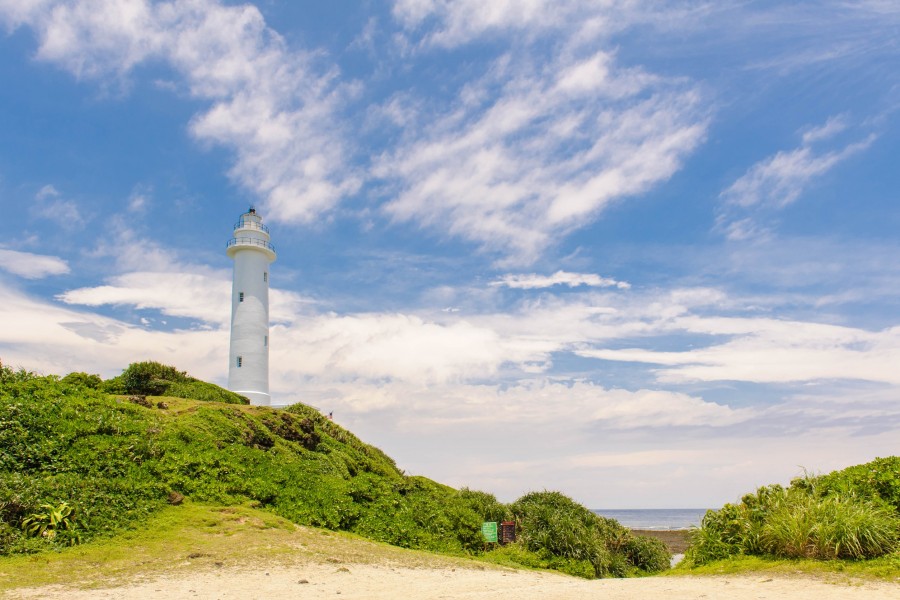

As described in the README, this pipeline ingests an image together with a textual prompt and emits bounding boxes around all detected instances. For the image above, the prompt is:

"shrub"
[509,491,658,578]
[817,457,900,512]
[60,372,103,390]
[686,467,900,565]
[111,362,248,404]
[120,361,189,396]
[0,360,37,385]
[623,535,670,573]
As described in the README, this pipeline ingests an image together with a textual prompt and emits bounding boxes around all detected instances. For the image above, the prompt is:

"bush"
[509,491,664,578]
[111,362,248,404]
[60,372,103,389]
[686,466,900,565]
[120,361,189,396]
[0,360,37,385]
[817,457,900,512]
[623,535,670,573]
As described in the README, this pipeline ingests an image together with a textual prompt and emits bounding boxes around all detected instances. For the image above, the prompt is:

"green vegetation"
[0,502,490,592]
[103,361,249,404]
[0,359,668,579]
[684,458,900,569]
[510,491,668,577]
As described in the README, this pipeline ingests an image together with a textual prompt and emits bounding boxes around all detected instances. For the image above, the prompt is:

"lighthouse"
[226,208,276,406]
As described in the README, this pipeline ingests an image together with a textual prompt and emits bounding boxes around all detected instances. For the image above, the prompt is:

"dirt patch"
[631,529,691,553]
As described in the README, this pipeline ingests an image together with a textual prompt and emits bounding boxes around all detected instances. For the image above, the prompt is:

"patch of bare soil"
[632,529,692,553]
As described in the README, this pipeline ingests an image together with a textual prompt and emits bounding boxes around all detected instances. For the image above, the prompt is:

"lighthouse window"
[236,356,243,368]
[263,272,267,282]
[239,292,244,302]
[264,335,268,347]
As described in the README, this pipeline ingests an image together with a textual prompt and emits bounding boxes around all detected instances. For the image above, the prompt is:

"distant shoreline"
[593,508,708,532]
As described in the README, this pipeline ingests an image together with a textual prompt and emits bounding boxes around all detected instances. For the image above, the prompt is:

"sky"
[1,0,898,509]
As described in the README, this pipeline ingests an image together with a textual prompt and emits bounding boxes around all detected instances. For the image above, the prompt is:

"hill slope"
[0,361,667,579]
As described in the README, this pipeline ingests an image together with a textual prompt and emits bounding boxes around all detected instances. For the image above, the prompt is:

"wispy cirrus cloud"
[31,184,84,229]
[492,271,629,290]
[1,0,357,224]
[376,47,708,263]
[391,0,712,49]
[717,117,877,240]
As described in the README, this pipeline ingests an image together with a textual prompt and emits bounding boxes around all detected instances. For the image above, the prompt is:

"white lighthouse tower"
[227,208,276,406]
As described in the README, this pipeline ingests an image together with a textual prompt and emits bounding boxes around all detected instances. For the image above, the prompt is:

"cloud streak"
[0,248,70,279]
[717,116,877,240]
[492,271,630,290]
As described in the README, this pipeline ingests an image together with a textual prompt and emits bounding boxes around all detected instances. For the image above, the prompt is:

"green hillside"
[0,360,668,579]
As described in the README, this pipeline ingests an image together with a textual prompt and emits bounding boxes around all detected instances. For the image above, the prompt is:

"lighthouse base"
[233,390,271,406]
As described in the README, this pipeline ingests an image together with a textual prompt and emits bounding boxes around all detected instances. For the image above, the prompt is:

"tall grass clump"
[761,492,898,559]
[686,462,900,566]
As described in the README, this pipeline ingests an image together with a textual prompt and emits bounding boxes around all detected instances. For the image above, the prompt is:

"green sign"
[481,521,498,543]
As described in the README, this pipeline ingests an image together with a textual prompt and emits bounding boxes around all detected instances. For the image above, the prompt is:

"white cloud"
[31,184,84,229]
[0,248,70,279]
[377,47,707,262]
[391,0,705,49]
[286,378,749,429]
[393,0,577,47]
[721,137,874,211]
[273,312,542,385]
[58,271,231,325]
[579,317,900,386]
[801,115,848,145]
[717,116,877,240]
[2,0,357,224]
[493,270,629,289]
[0,284,228,382]
[127,185,151,212]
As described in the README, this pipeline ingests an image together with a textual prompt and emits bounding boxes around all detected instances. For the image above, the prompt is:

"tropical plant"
[21,502,80,545]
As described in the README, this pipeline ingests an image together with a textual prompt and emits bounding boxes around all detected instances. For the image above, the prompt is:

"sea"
[592,508,710,530]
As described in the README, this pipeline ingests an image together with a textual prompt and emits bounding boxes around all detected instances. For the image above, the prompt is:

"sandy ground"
[6,562,899,600]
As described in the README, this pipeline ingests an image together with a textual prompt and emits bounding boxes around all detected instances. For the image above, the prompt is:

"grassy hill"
[0,360,668,579]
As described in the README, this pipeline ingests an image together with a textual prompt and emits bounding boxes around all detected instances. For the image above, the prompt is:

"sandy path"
[7,563,899,600]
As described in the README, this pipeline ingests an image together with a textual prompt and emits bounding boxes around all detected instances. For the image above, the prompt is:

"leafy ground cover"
[0,360,668,579]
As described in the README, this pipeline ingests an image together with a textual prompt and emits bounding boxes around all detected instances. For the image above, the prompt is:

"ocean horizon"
[592,508,710,530]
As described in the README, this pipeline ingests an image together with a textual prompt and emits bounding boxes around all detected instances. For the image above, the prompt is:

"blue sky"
[1,1,898,508]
